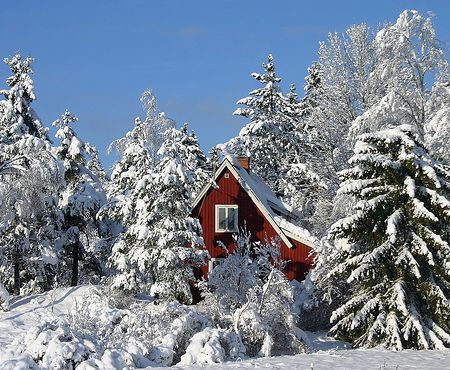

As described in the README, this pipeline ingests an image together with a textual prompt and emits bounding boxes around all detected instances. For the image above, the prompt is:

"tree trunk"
[71,239,79,286]
[13,248,20,295]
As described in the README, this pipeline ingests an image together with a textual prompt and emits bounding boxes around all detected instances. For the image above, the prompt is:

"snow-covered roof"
[192,155,316,248]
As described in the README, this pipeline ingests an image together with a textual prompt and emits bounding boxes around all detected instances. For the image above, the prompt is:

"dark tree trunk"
[71,239,79,286]
[13,248,20,295]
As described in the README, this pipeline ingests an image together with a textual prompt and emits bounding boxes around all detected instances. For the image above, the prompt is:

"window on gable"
[215,205,238,232]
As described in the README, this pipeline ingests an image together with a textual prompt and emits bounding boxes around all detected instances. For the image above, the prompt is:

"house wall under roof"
[192,166,314,282]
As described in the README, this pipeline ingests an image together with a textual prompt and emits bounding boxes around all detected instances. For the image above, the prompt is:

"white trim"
[282,228,311,246]
[191,159,230,209]
[215,204,238,233]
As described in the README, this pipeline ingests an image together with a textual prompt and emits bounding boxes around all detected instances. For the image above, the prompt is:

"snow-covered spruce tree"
[143,124,207,303]
[228,54,298,197]
[102,116,154,294]
[325,124,450,350]
[0,54,64,294]
[298,62,324,118]
[227,54,325,235]
[105,115,207,302]
[53,110,106,286]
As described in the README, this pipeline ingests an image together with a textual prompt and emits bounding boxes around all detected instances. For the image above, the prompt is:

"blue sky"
[1,1,450,170]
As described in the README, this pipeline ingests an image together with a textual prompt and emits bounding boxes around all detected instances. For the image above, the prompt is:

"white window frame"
[215,204,238,233]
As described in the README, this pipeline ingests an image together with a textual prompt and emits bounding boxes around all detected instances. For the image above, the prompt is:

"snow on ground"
[170,346,450,370]
[0,286,449,370]
[0,285,91,349]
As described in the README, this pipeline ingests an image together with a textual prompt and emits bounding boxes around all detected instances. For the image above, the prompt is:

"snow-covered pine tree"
[228,54,297,197]
[105,104,207,302]
[109,89,175,166]
[299,62,323,118]
[0,54,63,294]
[325,124,450,350]
[53,110,106,286]
[227,55,330,235]
[102,116,154,294]
[280,66,331,235]
[310,11,450,324]
[85,142,108,183]
[281,67,330,233]
[144,124,207,303]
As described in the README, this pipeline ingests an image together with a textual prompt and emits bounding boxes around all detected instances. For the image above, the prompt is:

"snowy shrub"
[3,287,211,368]
[67,287,209,366]
[200,232,305,358]
[206,231,261,312]
[232,269,304,357]
[179,326,246,365]
[8,319,99,369]
[180,327,226,365]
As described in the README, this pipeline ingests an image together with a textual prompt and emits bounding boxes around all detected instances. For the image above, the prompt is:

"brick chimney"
[237,156,250,172]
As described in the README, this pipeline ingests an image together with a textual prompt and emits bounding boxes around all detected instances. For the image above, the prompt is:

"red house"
[191,156,316,282]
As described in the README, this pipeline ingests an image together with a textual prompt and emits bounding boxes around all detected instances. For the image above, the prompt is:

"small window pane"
[218,207,227,230]
[228,208,237,231]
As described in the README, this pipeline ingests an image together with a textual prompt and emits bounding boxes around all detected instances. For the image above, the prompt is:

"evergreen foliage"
[0,54,63,294]
[53,110,107,286]
[105,99,208,303]
[227,54,325,233]
[325,125,450,349]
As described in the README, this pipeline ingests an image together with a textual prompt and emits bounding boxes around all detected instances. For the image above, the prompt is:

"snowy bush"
[200,232,305,359]
[179,326,247,365]
[2,287,211,368]
[7,319,99,369]
[67,287,209,366]
[232,269,304,357]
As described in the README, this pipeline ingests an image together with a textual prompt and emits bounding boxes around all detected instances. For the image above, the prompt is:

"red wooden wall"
[192,167,314,282]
